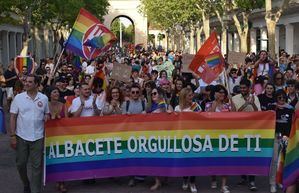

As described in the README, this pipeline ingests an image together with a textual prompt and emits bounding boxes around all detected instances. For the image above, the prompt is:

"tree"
[40,0,109,55]
[228,0,264,53]
[140,0,202,51]
[111,19,134,45]
[124,24,134,43]
[265,0,292,59]
[1,0,109,55]
[157,33,165,46]
[148,34,155,47]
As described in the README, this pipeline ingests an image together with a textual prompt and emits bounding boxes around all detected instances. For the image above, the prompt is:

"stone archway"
[103,0,148,47]
[111,15,135,46]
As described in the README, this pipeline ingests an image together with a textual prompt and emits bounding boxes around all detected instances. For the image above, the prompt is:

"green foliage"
[0,0,109,31]
[157,33,165,41]
[111,18,134,44]
[233,0,265,11]
[140,0,201,30]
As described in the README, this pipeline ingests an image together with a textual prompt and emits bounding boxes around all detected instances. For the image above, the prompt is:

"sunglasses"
[276,77,282,80]
[151,92,158,96]
[277,96,286,100]
[131,91,140,94]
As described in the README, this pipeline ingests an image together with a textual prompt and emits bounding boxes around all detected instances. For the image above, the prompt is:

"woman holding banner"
[102,86,124,115]
[175,87,201,193]
[46,86,68,193]
[146,87,170,191]
[170,78,184,109]
[205,84,235,193]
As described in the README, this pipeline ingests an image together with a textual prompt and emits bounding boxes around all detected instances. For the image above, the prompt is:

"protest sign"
[45,111,275,183]
[110,63,132,82]
[228,51,247,66]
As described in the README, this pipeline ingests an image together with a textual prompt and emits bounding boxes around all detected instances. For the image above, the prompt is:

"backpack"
[126,100,145,113]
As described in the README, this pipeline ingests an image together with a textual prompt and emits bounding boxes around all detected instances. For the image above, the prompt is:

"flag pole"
[52,48,65,75]
[224,67,230,95]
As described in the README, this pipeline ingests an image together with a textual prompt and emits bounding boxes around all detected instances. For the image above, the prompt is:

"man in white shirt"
[232,78,260,191]
[85,61,95,75]
[10,75,49,193]
[69,83,102,117]
[45,57,54,73]
[81,58,88,72]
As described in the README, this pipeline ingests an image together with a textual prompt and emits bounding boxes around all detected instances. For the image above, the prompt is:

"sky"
[119,17,133,27]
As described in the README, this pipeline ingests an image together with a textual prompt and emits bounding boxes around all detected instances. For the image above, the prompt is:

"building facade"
[0,24,57,68]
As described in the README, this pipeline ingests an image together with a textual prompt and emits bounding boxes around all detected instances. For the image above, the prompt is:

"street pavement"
[0,105,283,193]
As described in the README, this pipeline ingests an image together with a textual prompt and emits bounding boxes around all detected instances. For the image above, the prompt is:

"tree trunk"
[197,26,203,49]
[53,30,59,57]
[221,29,227,55]
[202,11,210,40]
[240,33,248,53]
[232,12,249,53]
[190,27,195,54]
[266,19,277,59]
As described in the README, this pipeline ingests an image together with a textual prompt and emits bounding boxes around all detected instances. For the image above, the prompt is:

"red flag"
[189,31,224,84]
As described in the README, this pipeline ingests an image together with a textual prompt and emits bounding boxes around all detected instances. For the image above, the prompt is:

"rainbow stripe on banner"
[15,56,33,73]
[45,112,275,183]
[206,53,221,68]
[283,111,299,188]
[65,8,116,60]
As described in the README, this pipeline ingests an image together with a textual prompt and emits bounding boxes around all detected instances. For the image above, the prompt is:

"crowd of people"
[1,47,299,193]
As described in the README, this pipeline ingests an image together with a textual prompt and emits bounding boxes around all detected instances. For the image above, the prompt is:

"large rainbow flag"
[65,8,116,60]
[283,110,299,188]
[15,56,33,73]
[44,112,275,183]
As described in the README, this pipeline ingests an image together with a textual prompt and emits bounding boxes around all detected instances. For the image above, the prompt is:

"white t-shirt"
[257,63,269,76]
[10,92,49,141]
[85,65,95,75]
[81,61,88,71]
[45,63,54,73]
[68,95,103,117]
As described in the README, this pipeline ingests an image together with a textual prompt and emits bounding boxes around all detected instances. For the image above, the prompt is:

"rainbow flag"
[15,56,33,73]
[190,102,201,112]
[157,99,166,109]
[72,56,82,70]
[44,111,275,183]
[65,8,116,60]
[206,53,221,68]
[276,145,285,185]
[95,69,107,90]
[283,111,299,188]
[83,33,115,49]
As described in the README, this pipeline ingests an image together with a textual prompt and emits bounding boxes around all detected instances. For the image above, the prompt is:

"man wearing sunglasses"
[121,83,146,186]
[122,83,146,115]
